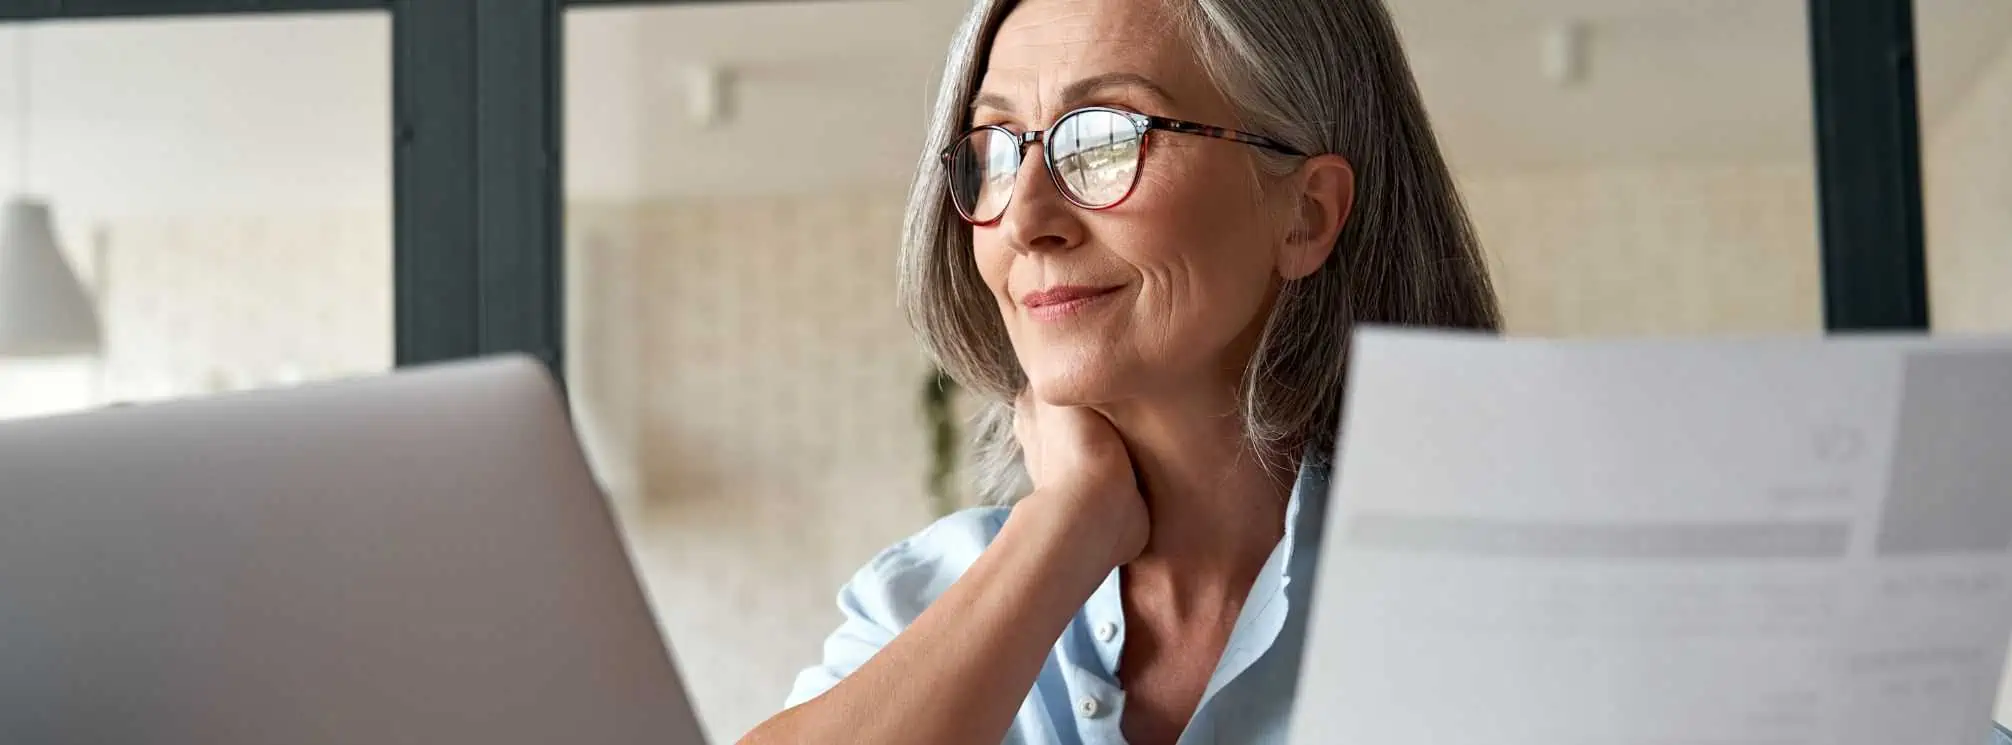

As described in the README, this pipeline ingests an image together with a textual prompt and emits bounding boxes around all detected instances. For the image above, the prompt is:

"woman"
[742,0,1496,742]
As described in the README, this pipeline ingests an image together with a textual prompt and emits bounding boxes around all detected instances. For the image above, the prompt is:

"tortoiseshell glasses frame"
[939,106,1306,225]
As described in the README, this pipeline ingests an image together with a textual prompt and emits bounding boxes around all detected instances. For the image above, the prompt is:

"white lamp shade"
[0,197,101,357]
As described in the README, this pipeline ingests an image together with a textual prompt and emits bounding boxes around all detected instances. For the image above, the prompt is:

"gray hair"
[898,0,1500,504]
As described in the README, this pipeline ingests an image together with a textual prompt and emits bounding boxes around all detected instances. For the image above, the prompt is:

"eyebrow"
[969,72,1180,117]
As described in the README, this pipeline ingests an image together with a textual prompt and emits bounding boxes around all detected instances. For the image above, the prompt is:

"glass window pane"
[565,5,960,739]
[1393,2,1822,336]
[0,14,390,421]
[1919,0,2012,334]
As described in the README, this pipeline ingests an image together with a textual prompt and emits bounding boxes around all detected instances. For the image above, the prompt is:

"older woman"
[741,0,1495,742]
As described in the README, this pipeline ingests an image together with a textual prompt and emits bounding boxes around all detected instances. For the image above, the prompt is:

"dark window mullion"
[473,0,564,376]
[393,0,564,379]
[392,0,480,367]
[1808,0,1931,331]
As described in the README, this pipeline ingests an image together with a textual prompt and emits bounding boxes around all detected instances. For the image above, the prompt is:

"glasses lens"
[1049,110,1142,208]
[948,128,1019,223]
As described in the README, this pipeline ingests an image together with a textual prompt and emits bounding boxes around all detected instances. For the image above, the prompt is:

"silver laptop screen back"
[0,356,704,745]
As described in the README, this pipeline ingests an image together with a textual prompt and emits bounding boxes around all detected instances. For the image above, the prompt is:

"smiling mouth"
[1020,285,1122,320]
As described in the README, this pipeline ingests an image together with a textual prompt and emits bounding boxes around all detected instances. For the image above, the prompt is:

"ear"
[1276,154,1354,281]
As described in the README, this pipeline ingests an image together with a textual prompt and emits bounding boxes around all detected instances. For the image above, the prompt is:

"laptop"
[0,356,708,745]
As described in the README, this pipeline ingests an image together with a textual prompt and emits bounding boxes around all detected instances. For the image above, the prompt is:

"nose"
[996,142,1085,255]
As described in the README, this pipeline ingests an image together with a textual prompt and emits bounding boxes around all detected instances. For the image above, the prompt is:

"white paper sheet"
[1290,329,2012,745]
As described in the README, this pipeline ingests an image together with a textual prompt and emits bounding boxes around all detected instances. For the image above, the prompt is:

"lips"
[1021,285,1121,309]
[1019,284,1122,321]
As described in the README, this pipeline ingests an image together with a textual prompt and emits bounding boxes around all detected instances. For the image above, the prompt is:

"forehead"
[975,0,1216,116]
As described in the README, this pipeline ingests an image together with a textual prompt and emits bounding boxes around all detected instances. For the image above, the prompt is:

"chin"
[1023,358,1132,407]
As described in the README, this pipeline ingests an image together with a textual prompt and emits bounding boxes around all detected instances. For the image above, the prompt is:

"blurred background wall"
[0,2,2006,741]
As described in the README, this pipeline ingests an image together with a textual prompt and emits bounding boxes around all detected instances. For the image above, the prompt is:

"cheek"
[1112,153,1278,331]
[971,233,1014,306]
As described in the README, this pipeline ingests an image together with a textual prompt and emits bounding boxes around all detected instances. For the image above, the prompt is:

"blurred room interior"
[0,1,2006,741]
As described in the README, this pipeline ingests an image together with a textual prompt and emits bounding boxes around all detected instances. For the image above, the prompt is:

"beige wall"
[1463,162,1824,336]
[0,208,391,418]
[566,194,940,739]
[1927,36,2012,333]
[93,209,392,398]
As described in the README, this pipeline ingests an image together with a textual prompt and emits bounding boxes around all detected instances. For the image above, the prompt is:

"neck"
[1093,384,1296,592]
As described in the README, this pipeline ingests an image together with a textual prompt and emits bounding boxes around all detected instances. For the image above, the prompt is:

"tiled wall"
[566,194,941,740]
[94,209,393,399]
[0,208,390,419]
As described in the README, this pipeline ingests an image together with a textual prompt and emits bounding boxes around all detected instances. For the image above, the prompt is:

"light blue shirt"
[785,459,1330,744]
[785,458,2012,745]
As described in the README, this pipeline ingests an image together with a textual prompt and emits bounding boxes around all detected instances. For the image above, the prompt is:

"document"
[1291,329,2012,745]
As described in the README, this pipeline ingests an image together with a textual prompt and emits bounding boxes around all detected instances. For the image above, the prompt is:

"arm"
[739,498,1116,745]
[741,399,1148,745]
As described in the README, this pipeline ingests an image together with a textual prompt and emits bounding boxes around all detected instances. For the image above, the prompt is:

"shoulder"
[876,505,1010,568]
[837,506,1012,626]
[784,506,1015,707]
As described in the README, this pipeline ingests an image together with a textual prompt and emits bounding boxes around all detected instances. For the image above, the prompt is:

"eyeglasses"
[940,106,1305,225]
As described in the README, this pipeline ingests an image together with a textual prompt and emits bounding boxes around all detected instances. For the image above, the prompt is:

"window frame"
[1,0,1937,393]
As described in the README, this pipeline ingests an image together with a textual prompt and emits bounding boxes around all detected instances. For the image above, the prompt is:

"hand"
[1011,393,1149,568]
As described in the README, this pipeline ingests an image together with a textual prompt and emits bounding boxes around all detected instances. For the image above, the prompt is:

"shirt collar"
[1072,451,1334,684]
[1280,450,1333,588]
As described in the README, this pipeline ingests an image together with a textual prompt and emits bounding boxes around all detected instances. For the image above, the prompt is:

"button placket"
[1082,566,1126,675]
[1063,660,1125,738]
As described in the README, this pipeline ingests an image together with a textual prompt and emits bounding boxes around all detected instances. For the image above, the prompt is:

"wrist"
[1002,489,1132,579]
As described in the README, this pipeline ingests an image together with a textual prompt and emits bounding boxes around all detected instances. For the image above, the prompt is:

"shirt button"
[1095,622,1119,643]
[1076,695,1105,719]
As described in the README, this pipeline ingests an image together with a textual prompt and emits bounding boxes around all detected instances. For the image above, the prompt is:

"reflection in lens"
[1050,110,1141,207]
[950,128,1019,223]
